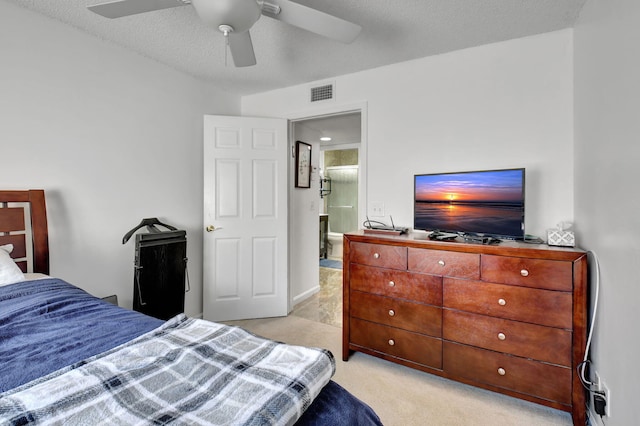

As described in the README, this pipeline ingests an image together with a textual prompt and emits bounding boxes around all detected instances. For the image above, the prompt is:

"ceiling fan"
[87,0,362,67]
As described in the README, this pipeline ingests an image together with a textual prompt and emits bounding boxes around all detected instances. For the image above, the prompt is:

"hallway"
[292,266,342,328]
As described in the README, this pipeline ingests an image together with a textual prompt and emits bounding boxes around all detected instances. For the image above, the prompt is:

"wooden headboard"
[0,190,49,274]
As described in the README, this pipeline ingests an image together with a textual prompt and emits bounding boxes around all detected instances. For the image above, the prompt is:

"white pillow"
[0,244,26,286]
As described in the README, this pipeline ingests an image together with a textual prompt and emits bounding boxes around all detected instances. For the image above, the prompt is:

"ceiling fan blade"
[228,31,257,67]
[88,0,190,19]
[261,0,361,43]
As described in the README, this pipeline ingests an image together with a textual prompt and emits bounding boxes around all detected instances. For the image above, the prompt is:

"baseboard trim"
[292,286,320,305]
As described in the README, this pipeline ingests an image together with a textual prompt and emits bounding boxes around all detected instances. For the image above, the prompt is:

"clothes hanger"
[122,218,178,244]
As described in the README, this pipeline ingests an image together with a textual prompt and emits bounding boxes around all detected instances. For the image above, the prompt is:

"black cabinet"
[133,230,187,320]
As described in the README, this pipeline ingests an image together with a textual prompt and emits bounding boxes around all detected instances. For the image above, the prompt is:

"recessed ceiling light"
[320,137,332,141]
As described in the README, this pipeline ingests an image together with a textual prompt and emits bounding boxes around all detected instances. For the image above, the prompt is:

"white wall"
[243,30,575,303]
[289,123,322,305]
[0,1,240,316]
[574,1,640,424]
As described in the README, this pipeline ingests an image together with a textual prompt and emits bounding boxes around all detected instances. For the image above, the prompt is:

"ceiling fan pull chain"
[218,24,233,67]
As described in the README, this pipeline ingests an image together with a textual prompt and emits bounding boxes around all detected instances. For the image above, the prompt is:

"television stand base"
[428,231,458,241]
[462,234,501,245]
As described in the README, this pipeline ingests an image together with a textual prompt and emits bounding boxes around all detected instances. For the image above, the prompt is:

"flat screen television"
[414,168,525,239]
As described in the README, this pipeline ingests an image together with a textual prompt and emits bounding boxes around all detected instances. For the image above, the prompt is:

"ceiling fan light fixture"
[192,0,261,33]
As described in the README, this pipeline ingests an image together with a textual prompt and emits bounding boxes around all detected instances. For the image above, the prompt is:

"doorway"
[290,110,363,326]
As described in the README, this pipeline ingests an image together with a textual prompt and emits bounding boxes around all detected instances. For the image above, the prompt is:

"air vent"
[310,84,334,102]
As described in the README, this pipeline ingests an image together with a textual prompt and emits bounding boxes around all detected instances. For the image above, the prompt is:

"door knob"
[206,225,216,232]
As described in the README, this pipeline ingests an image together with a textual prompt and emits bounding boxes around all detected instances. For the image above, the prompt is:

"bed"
[0,190,382,425]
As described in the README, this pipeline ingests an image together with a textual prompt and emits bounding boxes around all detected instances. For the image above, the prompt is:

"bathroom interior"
[320,148,359,261]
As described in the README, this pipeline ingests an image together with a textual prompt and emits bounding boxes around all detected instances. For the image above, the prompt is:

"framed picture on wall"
[295,141,312,188]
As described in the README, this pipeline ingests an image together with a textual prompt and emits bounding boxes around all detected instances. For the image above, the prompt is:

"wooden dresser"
[342,231,587,426]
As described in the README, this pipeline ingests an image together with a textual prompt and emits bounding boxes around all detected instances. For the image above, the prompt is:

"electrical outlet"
[592,371,611,419]
[594,371,602,391]
[371,202,385,217]
[590,370,610,424]
[602,381,611,417]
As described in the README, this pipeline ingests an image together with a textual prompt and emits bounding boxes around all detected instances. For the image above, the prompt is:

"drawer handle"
[438,260,445,266]
[497,332,506,341]
[388,281,395,287]
[388,339,395,346]
[497,368,506,376]
[373,253,380,259]
[498,298,507,306]
[520,269,529,277]
[388,309,395,317]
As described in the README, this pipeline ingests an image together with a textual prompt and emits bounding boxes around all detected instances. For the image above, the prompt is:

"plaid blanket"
[0,315,335,426]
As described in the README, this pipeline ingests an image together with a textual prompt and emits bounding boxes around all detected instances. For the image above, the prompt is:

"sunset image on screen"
[415,170,523,204]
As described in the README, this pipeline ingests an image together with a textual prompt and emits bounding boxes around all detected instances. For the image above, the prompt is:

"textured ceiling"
[6,0,586,96]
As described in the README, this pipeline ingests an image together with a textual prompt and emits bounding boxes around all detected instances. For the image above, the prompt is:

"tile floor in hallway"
[291,266,343,328]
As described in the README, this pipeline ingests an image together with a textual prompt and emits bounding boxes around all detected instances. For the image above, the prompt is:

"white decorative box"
[547,229,575,247]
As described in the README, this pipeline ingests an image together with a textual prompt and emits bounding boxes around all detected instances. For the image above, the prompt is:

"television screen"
[414,168,525,239]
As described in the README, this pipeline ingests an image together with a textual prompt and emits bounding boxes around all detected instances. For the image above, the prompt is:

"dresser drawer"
[408,248,480,279]
[351,291,442,337]
[444,342,571,405]
[443,278,572,329]
[443,310,571,366]
[350,263,442,305]
[350,318,442,369]
[350,242,407,270]
[481,255,573,291]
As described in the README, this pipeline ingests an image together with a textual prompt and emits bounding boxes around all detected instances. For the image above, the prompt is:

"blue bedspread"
[0,278,382,425]
[0,278,162,393]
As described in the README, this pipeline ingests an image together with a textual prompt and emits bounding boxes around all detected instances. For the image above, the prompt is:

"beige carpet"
[226,315,573,426]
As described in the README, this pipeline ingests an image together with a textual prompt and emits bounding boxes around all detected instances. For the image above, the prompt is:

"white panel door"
[203,115,288,321]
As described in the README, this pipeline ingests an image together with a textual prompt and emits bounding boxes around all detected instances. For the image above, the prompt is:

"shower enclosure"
[324,165,358,257]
